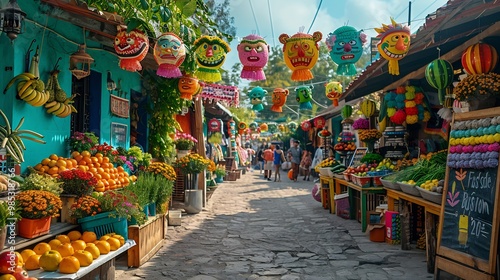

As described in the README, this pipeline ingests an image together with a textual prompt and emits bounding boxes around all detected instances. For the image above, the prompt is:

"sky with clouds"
[221,0,449,71]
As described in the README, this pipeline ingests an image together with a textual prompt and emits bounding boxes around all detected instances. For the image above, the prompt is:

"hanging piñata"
[325,26,367,76]
[114,26,149,72]
[193,35,231,82]
[295,85,313,110]
[279,30,322,81]
[237,34,269,81]
[154,32,186,78]
[375,18,411,75]
[425,59,454,105]
[325,81,343,106]
[461,43,498,75]
[178,74,201,100]
[248,87,268,112]
[271,88,289,113]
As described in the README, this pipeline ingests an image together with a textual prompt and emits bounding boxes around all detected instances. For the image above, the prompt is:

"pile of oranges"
[17,231,125,274]
[33,151,136,192]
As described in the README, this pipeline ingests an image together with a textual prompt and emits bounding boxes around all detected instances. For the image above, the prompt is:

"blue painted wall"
[0,0,142,172]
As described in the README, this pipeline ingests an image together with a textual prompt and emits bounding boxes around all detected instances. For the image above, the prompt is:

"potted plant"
[173,132,198,157]
[15,190,62,238]
[214,166,226,183]
[0,201,20,249]
[21,171,63,195]
[59,169,98,197]
[69,195,102,219]
[128,172,156,216]
[147,162,177,182]
[67,131,99,153]
[453,72,500,110]
[172,153,210,214]
[153,175,174,214]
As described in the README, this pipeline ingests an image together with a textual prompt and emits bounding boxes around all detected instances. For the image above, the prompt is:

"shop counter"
[30,240,136,280]
[319,176,347,214]
[336,178,385,232]
[386,188,442,273]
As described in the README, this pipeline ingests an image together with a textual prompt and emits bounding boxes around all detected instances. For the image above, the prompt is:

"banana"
[70,104,78,113]
[19,87,35,100]
[30,92,46,107]
[18,79,35,97]
[46,102,62,114]
[24,90,39,103]
[3,73,33,94]
[57,104,72,118]
[44,101,58,108]
[51,102,66,116]
[17,80,26,93]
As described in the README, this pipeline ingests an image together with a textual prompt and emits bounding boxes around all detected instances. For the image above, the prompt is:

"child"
[300,150,313,181]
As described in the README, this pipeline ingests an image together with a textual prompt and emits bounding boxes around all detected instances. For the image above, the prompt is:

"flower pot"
[215,176,224,184]
[184,189,203,214]
[467,94,497,111]
[184,173,199,190]
[143,205,149,216]
[60,195,78,224]
[148,203,157,216]
[17,216,51,239]
[177,150,190,158]
[128,217,138,226]
[78,211,127,239]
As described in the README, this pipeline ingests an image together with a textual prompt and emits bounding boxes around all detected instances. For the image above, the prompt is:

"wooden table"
[386,188,442,273]
[336,178,386,232]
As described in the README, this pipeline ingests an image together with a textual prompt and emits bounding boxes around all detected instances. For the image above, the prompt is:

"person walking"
[273,145,286,182]
[300,150,313,181]
[256,145,264,174]
[262,145,274,181]
[287,140,302,182]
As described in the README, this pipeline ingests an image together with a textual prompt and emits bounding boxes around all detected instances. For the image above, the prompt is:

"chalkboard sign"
[349,147,367,167]
[111,122,128,148]
[440,167,497,260]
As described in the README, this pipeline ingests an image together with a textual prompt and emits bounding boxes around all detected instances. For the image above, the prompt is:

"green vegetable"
[361,153,383,164]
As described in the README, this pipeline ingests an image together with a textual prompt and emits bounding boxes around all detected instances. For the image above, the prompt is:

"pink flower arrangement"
[174,132,198,150]
[352,118,369,130]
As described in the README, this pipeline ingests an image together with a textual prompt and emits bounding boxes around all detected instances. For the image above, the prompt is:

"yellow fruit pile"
[315,158,339,170]
[33,151,136,192]
[19,231,125,274]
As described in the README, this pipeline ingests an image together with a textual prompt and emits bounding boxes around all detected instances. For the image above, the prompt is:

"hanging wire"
[267,0,276,47]
[248,0,261,35]
[307,0,323,34]
[39,14,49,56]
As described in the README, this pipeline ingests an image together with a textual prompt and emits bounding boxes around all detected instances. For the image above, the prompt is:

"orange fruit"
[106,237,121,251]
[34,163,43,171]
[95,152,103,158]
[102,157,110,163]
[15,252,23,266]
[84,244,100,259]
[81,151,91,157]
[49,154,59,160]
[67,230,82,241]
[112,234,125,246]
[71,151,80,158]
[77,165,87,172]
[48,239,62,249]
[34,242,51,255]
[41,165,49,173]
[20,249,36,263]
[58,256,80,274]
[39,250,62,272]
[25,254,42,271]
[56,234,71,244]
[56,159,67,168]
[73,250,93,267]
[83,157,92,165]
[0,273,16,280]
[55,243,74,258]
[65,159,73,169]
[81,231,97,243]
[41,158,51,165]
[70,158,78,167]
[47,166,59,175]
[95,241,110,254]
[71,240,87,251]
[48,160,57,168]
[74,155,83,162]
[99,235,110,241]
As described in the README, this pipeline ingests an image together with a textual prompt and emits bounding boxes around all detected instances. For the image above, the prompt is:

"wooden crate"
[127,214,166,267]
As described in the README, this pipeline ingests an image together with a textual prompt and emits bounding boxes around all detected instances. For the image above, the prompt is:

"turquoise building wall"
[0,0,142,172]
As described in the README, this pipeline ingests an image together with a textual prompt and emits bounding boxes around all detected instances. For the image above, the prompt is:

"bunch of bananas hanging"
[3,46,49,107]
[0,110,46,163]
[44,69,77,118]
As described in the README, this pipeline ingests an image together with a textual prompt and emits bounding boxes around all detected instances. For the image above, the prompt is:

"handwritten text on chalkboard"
[441,168,496,261]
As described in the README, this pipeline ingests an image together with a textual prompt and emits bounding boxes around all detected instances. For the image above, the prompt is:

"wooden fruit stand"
[127,214,167,267]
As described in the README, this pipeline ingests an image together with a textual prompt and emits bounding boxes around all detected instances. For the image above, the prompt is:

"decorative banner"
[325,81,343,106]
[154,32,186,78]
[325,26,367,76]
[461,43,498,75]
[295,85,313,110]
[193,35,231,82]
[200,83,239,107]
[375,18,411,75]
[270,88,289,113]
[248,87,267,111]
[301,120,311,131]
[238,34,269,81]
[208,118,221,132]
[279,31,322,81]
[110,94,130,118]
[114,26,149,72]
[313,116,326,129]
[425,59,454,105]
[178,75,201,100]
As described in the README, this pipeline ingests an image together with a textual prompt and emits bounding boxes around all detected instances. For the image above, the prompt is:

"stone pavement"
[115,171,436,280]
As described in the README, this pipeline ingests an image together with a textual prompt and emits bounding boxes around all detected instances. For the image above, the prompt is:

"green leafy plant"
[154,175,174,214]
[0,201,20,228]
[21,170,63,195]
[97,190,147,225]
[68,131,99,153]
[125,172,152,208]
[173,153,210,174]
[214,166,226,177]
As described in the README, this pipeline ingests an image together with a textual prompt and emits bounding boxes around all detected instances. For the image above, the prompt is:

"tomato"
[11,266,29,280]
[0,252,18,274]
